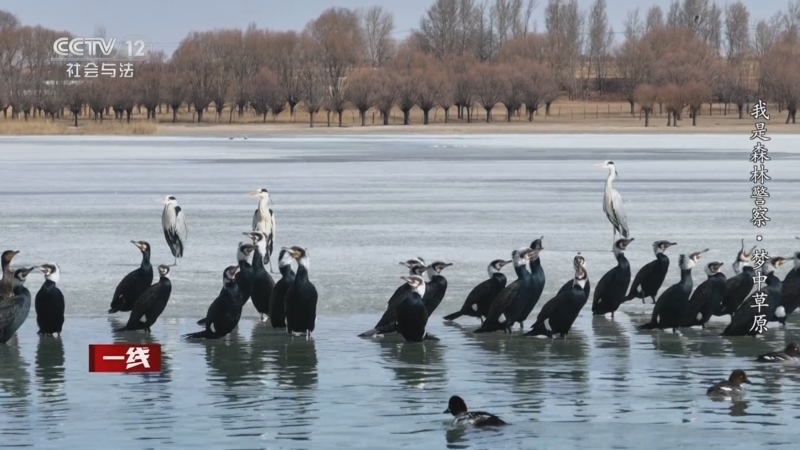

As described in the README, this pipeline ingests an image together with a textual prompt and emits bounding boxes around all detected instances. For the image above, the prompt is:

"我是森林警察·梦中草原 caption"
[749,100,771,334]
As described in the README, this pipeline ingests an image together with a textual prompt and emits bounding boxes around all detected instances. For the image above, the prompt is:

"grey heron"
[249,189,276,274]
[596,161,629,247]
[162,196,187,266]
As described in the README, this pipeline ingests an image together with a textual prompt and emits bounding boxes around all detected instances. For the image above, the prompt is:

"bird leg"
[172,257,178,267]
[519,322,524,331]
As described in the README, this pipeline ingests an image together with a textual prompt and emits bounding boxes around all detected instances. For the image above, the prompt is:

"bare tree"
[666,1,681,28]
[65,82,83,127]
[297,37,327,128]
[499,64,524,121]
[373,69,397,125]
[761,39,800,124]
[267,31,302,116]
[519,60,557,120]
[658,82,683,126]
[725,2,750,62]
[250,68,279,122]
[624,8,644,41]
[360,6,396,67]
[346,68,377,126]
[587,0,614,91]
[307,7,364,127]
[417,61,445,124]
[545,0,584,99]
[164,64,185,123]
[137,51,165,120]
[645,6,664,33]
[634,83,657,126]
[173,31,220,122]
[752,13,783,58]
[683,80,712,125]
[473,64,505,122]
[615,38,654,115]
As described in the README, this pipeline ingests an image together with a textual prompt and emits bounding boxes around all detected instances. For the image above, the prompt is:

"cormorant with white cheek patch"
[35,264,65,337]
[681,261,726,329]
[592,238,634,318]
[640,250,708,333]
[250,189,276,273]
[723,256,788,337]
[115,265,172,333]
[395,275,431,342]
[400,257,425,269]
[184,266,243,339]
[474,248,535,334]
[421,261,452,316]
[269,249,295,329]
[625,240,676,304]
[526,254,589,338]
[162,196,187,266]
[717,242,756,317]
[284,246,317,337]
[517,237,545,330]
[1,250,20,302]
[359,264,427,337]
[443,259,511,323]
[556,254,590,298]
[244,231,276,323]
[108,241,153,314]
[0,267,36,344]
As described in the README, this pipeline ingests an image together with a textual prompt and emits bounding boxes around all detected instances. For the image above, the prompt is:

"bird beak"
[503,260,512,267]
[668,242,677,247]
[743,378,752,384]
[11,250,19,257]
[443,263,453,268]
[443,408,450,414]
[130,240,140,249]
[248,191,259,197]
[39,265,48,273]
[23,267,35,276]
[593,162,604,168]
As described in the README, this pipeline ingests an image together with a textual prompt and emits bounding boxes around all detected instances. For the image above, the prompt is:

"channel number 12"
[124,40,146,58]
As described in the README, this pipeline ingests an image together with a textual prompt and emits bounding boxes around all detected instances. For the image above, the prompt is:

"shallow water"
[1,134,800,449]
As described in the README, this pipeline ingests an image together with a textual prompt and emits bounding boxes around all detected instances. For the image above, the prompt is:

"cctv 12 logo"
[52,35,153,62]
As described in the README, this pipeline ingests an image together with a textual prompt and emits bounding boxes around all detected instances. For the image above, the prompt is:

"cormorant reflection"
[378,337,445,390]
[0,342,30,414]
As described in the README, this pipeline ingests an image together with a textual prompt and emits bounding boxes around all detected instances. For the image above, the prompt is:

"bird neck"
[258,198,271,216]
[680,268,693,283]
[295,263,309,281]
[45,273,60,284]
[280,263,295,277]
[140,251,151,266]
[605,168,616,184]
[251,249,264,268]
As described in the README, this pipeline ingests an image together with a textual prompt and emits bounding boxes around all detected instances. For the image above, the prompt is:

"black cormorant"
[235,242,255,306]
[592,238,635,318]
[284,246,317,337]
[722,256,788,337]
[108,241,153,314]
[443,259,511,323]
[517,237,545,330]
[640,250,707,333]
[732,239,757,275]
[717,244,756,317]
[358,263,427,337]
[162,196,188,266]
[0,267,35,344]
[780,251,800,324]
[556,253,590,299]
[35,264,65,337]
[395,275,430,342]
[680,261,726,329]
[422,261,452,316]
[269,249,295,329]
[474,248,535,334]
[184,266,242,339]
[244,231,276,323]
[115,265,172,333]
[625,240,676,304]
[526,255,589,338]
[250,189,276,273]
[1,250,20,302]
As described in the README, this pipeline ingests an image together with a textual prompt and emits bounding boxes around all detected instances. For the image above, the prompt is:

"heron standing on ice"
[597,161,629,247]
[250,188,276,273]
[162,196,187,266]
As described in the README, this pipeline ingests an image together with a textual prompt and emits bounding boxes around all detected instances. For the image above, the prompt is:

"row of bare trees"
[1,0,799,127]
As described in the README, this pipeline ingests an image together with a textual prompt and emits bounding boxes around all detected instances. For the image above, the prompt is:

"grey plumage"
[162,196,187,266]
[599,161,629,246]
[250,189,276,273]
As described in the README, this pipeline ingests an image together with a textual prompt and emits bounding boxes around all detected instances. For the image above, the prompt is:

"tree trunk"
[172,107,178,123]
[667,111,671,126]
[73,112,78,127]
[309,111,315,128]
[672,111,678,127]
[422,108,430,125]
[485,107,492,123]
[545,102,552,116]
[360,109,366,126]
[506,106,513,122]
[382,111,389,125]
[692,108,697,126]
[196,109,204,122]
[645,110,650,127]
[629,100,635,116]
[738,104,744,119]
[402,109,410,125]
[787,109,797,124]
[444,108,449,123]
[338,111,343,127]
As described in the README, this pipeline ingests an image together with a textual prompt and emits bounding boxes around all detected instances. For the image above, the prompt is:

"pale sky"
[4,0,791,55]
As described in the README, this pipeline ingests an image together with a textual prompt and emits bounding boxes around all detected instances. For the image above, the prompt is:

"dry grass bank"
[1,99,797,137]
[0,119,157,136]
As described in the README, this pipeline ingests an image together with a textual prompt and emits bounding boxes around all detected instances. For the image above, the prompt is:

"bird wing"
[270,209,275,238]
[375,284,411,328]
[486,280,520,322]
[782,278,800,307]
[610,189,629,237]
[592,269,613,307]
[686,280,711,315]
[111,269,140,306]
[651,284,677,321]
[252,208,259,231]
[628,260,657,295]
[556,279,572,296]
[463,279,492,310]
[0,297,24,330]
[535,291,568,323]
[174,205,188,242]
[127,284,158,325]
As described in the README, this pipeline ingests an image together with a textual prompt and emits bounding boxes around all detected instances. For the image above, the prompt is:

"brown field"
[1,98,796,137]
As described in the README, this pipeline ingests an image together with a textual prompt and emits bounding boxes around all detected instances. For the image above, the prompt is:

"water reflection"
[591,314,630,350]
[378,337,445,390]
[34,336,66,440]
[648,331,686,359]
[0,342,31,408]
[248,323,319,442]
[729,400,749,417]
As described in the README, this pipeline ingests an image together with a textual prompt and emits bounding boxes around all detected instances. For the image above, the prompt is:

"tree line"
[0,0,798,128]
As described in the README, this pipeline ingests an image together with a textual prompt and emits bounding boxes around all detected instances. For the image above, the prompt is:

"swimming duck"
[756,342,800,363]
[444,395,506,427]
[706,369,751,398]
